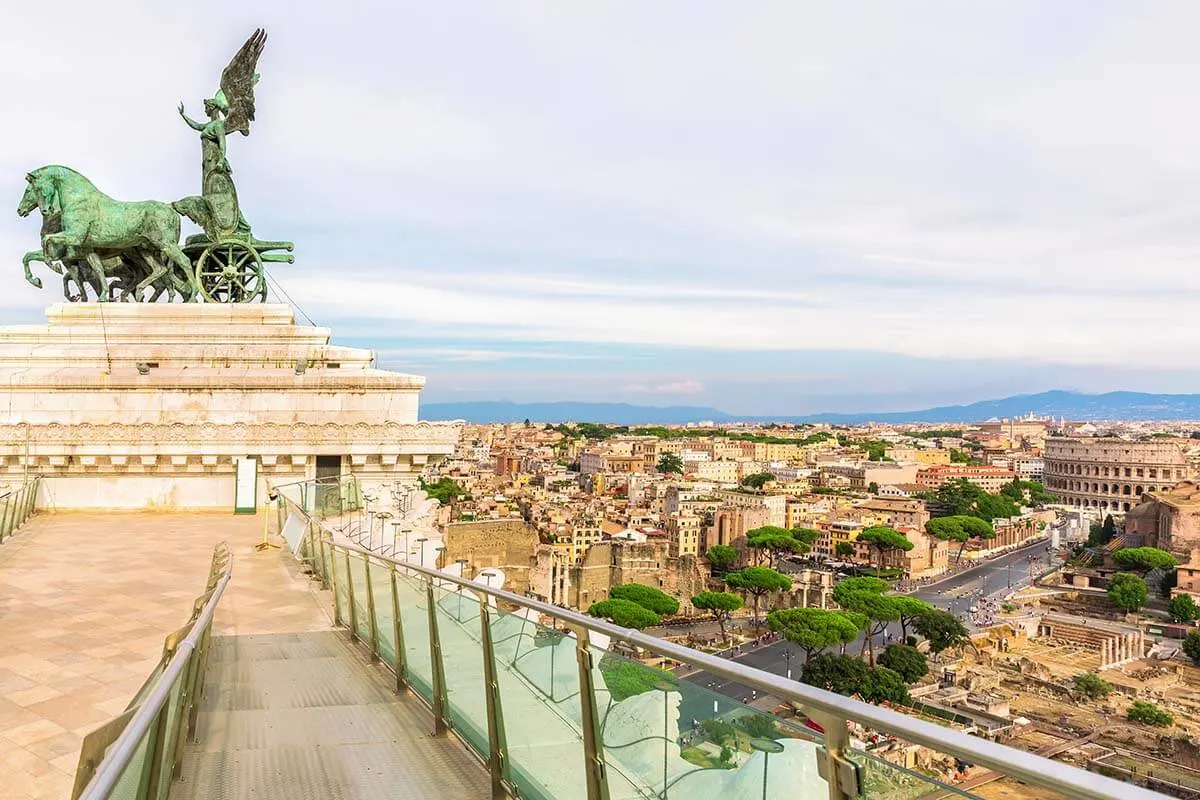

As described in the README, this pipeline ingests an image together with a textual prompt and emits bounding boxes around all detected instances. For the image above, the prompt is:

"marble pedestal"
[0,303,460,510]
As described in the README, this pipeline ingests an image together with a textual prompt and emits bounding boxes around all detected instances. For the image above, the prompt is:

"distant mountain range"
[419,391,1200,425]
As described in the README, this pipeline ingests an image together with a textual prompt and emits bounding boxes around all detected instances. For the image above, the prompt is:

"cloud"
[4,3,1200,410]
[624,380,705,395]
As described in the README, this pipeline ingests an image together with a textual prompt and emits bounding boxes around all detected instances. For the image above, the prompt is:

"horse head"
[17,170,59,219]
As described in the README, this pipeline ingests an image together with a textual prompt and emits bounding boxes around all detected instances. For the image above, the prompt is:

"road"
[677,538,1060,724]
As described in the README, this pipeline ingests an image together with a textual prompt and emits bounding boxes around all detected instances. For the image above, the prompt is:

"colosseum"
[1043,437,1192,512]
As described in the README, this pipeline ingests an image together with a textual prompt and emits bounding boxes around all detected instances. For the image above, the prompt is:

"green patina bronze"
[16,29,294,303]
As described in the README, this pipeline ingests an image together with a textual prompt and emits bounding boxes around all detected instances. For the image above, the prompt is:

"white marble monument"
[0,303,460,510]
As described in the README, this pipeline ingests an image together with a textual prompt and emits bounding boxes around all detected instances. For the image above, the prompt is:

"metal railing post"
[11,487,23,531]
[330,542,343,628]
[474,593,510,800]
[143,687,174,799]
[389,563,408,691]
[0,494,11,543]
[13,485,25,529]
[344,550,358,640]
[808,708,861,799]
[426,577,450,736]
[570,626,610,800]
[24,478,37,520]
[168,650,201,778]
[363,551,379,661]
[316,525,330,588]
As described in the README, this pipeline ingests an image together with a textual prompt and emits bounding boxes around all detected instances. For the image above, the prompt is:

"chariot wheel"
[195,239,266,303]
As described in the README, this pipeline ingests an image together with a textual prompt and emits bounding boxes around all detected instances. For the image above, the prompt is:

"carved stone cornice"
[0,420,463,445]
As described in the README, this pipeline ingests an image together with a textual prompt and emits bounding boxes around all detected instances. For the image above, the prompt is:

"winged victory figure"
[175,29,268,239]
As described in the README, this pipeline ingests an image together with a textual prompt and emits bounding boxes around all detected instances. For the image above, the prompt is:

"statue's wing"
[220,28,267,136]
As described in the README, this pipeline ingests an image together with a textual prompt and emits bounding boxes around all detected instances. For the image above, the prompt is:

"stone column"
[1101,639,1111,667]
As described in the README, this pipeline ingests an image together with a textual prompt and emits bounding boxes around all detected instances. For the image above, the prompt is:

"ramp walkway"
[0,513,487,800]
[173,630,485,799]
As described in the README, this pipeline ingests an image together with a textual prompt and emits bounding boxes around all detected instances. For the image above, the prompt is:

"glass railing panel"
[318,532,334,585]
[590,646,828,799]
[151,670,188,800]
[275,482,304,508]
[394,567,434,702]
[847,739,979,799]
[487,604,587,800]
[431,585,490,755]
[0,494,12,540]
[105,728,152,800]
[331,547,351,627]
[370,561,396,664]
[348,553,371,642]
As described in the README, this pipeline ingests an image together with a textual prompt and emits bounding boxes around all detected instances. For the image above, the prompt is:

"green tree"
[878,644,928,683]
[925,515,995,563]
[610,584,680,616]
[700,718,737,746]
[949,449,972,464]
[586,598,660,629]
[746,525,810,566]
[835,541,857,559]
[599,658,676,701]
[767,608,865,663]
[1072,672,1111,700]
[725,566,793,626]
[1107,572,1149,615]
[832,577,898,665]
[741,472,776,490]
[867,481,880,494]
[912,609,969,655]
[1170,594,1198,623]
[1127,700,1173,727]
[860,666,912,705]
[892,596,935,640]
[419,476,465,504]
[800,653,869,695]
[859,526,914,577]
[735,714,779,740]
[923,479,1020,521]
[657,452,684,475]
[1000,479,1056,507]
[705,545,739,574]
[1088,515,1118,547]
[1112,547,1178,572]
[1184,630,1200,665]
[691,591,743,643]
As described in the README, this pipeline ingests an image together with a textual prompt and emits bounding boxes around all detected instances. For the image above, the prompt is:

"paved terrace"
[0,513,488,800]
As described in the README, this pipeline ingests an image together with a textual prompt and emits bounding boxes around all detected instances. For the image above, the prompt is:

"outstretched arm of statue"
[178,103,205,132]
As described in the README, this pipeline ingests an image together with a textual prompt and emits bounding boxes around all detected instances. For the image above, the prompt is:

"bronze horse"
[17,165,193,301]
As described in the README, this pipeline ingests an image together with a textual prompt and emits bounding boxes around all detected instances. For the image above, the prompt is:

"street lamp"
[781,649,795,681]
[750,737,785,800]
[655,681,674,798]
[415,537,428,568]
[375,510,393,552]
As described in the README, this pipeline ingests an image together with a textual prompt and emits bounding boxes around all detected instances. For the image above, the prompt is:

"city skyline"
[6,3,1200,414]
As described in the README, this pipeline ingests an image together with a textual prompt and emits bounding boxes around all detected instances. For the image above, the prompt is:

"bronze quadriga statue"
[16,30,293,303]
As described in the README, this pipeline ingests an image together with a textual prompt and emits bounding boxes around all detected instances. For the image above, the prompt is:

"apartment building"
[713,489,787,527]
[916,465,1017,493]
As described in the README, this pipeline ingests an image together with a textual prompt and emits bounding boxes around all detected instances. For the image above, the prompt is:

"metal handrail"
[0,475,41,543]
[75,549,233,800]
[295,502,1164,800]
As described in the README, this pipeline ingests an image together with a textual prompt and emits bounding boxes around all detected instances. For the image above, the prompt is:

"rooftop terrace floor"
[0,512,487,800]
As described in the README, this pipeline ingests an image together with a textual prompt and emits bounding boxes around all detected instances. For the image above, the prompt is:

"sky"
[4,2,1200,415]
